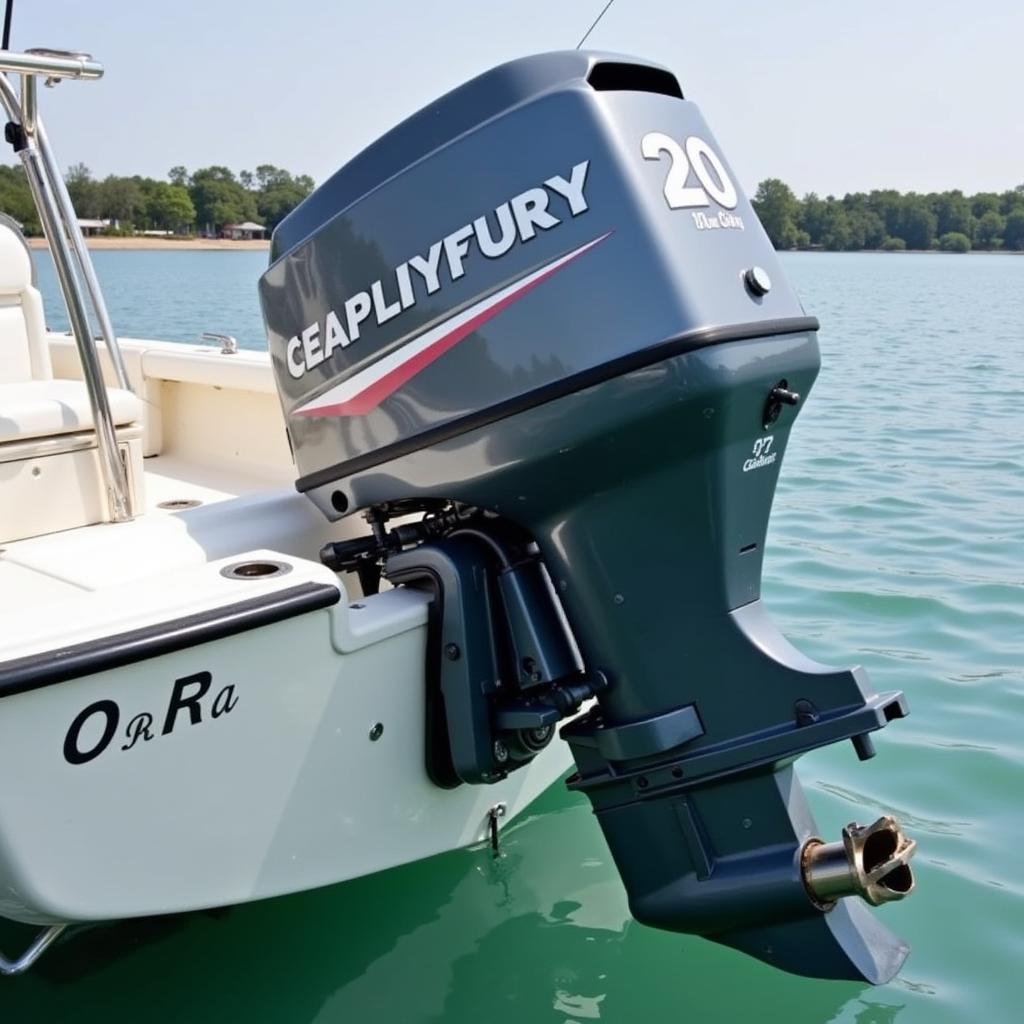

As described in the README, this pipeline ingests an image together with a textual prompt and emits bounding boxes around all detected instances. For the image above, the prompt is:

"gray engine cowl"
[259,50,808,518]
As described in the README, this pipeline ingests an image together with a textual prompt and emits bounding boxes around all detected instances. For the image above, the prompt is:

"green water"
[5,252,1023,1021]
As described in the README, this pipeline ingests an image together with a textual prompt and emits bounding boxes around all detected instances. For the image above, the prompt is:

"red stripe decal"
[294,231,611,418]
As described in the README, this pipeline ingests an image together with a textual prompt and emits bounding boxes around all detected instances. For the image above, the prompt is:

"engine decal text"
[691,210,745,231]
[291,231,612,418]
[743,435,777,473]
[285,160,592,383]
[640,132,741,220]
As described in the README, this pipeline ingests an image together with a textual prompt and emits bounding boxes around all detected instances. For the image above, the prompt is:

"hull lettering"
[63,671,238,766]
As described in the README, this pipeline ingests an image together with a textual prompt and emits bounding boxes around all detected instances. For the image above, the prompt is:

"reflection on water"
[851,1000,905,1024]
[812,782,969,837]
[13,252,1023,1022]
[0,789,862,1024]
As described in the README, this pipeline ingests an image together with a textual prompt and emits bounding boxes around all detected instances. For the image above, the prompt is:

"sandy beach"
[26,236,270,251]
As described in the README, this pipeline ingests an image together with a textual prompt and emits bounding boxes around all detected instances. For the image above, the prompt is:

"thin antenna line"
[2,0,14,50]
[576,0,617,50]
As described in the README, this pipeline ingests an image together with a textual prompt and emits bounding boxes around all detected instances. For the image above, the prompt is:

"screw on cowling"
[744,266,772,297]
[794,699,820,727]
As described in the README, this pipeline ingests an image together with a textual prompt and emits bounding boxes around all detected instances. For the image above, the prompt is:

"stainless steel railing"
[37,119,132,392]
[0,48,132,522]
[0,49,102,79]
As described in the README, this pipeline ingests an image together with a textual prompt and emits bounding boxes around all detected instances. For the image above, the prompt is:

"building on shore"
[221,221,266,240]
[77,218,116,235]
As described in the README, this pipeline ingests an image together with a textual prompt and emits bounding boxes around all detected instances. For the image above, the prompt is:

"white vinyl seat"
[0,378,142,443]
[0,219,142,421]
[0,217,53,385]
[0,219,145,541]
[0,220,143,446]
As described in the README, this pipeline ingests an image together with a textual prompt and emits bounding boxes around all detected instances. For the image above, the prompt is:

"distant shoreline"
[24,236,1020,255]
[787,247,1023,255]
[26,237,270,251]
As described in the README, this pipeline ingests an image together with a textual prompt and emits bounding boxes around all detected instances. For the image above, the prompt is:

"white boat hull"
[0,562,573,925]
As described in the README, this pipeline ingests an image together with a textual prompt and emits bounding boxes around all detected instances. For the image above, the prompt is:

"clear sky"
[10,0,1022,197]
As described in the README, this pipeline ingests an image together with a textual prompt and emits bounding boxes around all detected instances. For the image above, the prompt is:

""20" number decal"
[641,133,738,211]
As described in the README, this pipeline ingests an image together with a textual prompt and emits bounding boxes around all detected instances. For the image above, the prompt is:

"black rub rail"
[0,581,340,698]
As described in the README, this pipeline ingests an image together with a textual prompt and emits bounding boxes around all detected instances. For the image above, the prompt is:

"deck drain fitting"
[157,498,203,510]
[220,560,293,581]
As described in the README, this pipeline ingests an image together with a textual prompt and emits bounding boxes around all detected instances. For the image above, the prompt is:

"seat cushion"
[0,221,53,384]
[0,289,52,385]
[0,379,143,444]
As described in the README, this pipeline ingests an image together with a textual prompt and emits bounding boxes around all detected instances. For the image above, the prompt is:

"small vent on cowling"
[587,62,683,99]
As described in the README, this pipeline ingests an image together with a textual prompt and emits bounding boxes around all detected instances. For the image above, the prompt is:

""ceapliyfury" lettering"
[285,160,591,380]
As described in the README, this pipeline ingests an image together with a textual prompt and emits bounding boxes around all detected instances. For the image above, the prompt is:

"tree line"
[3,159,1021,253]
[0,162,315,236]
[752,179,1024,252]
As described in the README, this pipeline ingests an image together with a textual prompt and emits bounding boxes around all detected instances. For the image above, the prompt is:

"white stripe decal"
[292,231,611,418]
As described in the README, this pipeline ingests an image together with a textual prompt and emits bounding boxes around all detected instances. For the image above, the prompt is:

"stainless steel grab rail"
[201,332,239,354]
[0,50,133,522]
[37,120,132,392]
[0,50,102,79]
[0,924,67,976]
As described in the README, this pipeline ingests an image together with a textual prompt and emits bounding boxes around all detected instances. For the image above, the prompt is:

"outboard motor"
[260,52,916,983]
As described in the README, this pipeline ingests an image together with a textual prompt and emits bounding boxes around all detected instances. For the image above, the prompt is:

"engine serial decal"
[285,160,595,390]
[743,435,777,473]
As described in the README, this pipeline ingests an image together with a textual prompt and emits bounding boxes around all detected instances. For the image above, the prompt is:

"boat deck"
[0,449,348,661]
[0,334,361,655]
